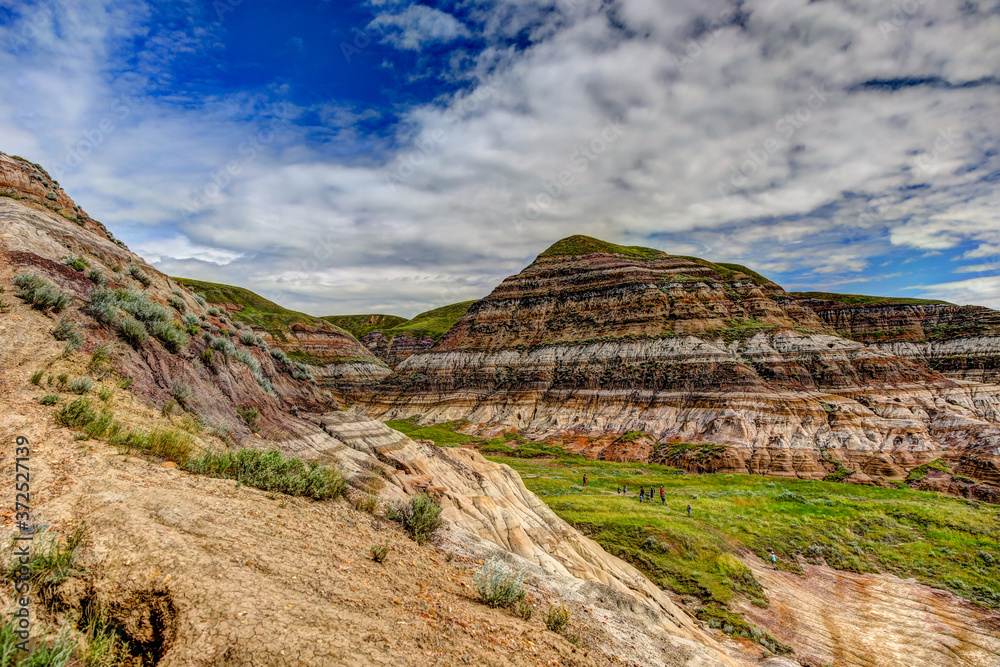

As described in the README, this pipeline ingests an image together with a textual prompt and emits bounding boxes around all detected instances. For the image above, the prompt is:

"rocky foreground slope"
[358,237,1000,489]
[0,154,753,665]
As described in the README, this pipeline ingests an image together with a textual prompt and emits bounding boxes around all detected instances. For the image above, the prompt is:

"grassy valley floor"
[386,419,1000,655]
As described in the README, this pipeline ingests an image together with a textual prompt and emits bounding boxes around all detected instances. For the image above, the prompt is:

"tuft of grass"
[53,316,85,352]
[539,235,665,261]
[55,398,97,428]
[474,558,526,608]
[118,316,147,347]
[386,493,443,545]
[127,265,152,287]
[110,427,194,465]
[38,394,60,406]
[86,267,108,286]
[543,604,571,634]
[184,448,345,499]
[97,386,114,402]
[13,272,71,312]
[167,294,186,312]
[30,369,44,385]
[66,376,93,395]
[352,492,379,513]
[514,599,533,621]
[3,526,86,602]
[63,253,88,271]
[170,380,192,407]
[88,344,113,374]
[209,335,236,357]
[236,406,260,432]
[370,540,391,563]
[151,320,189,353]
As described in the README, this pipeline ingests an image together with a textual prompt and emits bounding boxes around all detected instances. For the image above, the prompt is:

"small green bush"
[171,380,192,406]
[514,599,533,621]
[2,526,86,604]
[370,540,391,563]
[194,293,207,306]
[118,316,148,347]
[474,557,526,608]
[98,386,114,401]
[386,493,443,545]
[184,448,345,499]
[209,335,236,357]
[236,406,260,431]
[86,267,108,286]
[67,376,93,394]
[240,330,257,345]
[86,287,120,324]
[182,313,199,327]
[38,394,59,406]
[152,320,190,353]
[63,253,88,271]
[544,604,571,634]
[207,306,222,317]
[167,294,187,312]
[127,264,152,287]
[52,315,85,352]
[13,272,71,312]
[201,347,215,365]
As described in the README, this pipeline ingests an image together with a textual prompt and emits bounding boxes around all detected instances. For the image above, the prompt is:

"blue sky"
[1,0,999,316]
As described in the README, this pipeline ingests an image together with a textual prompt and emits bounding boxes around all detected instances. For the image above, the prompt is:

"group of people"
[616,483,667,505]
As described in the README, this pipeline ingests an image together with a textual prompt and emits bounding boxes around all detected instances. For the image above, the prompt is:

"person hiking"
[639,488,644,503]
[660,486,665,505]
[686,504,691,517]
[583,474,587,487]
[771,552,777,569]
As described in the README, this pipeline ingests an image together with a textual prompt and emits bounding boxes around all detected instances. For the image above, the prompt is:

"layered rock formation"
[0,155,384,440]
[359,236,1000,484]
[1,159,753,665]
[360,330,436,367]
[799,295,1000,384]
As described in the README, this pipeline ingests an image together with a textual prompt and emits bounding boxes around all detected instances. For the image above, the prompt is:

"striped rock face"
[358,241,1000,485]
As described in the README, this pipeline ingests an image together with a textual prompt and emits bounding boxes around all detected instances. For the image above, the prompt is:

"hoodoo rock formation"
[358,237,1000,487]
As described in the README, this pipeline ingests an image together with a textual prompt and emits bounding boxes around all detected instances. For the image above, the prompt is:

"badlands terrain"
[1,151,999,666]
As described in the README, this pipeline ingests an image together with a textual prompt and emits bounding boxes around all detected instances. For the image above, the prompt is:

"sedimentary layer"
[358,240,1000,481]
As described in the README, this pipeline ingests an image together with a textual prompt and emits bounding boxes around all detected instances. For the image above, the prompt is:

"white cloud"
[1,0,999,316]
[369,5,470,51]
[136,235,244,266]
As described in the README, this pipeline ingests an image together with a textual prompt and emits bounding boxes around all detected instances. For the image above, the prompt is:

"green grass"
[488,456,1000,615]
[174,277,353,346]
[385,417,483,446]
[538,235,667,261]
[537,236,777,287]
[322,313,408,338]
[790,291,952,306]
[184,448,345,500]
[388,417,1000,645]
[383,301,476,341]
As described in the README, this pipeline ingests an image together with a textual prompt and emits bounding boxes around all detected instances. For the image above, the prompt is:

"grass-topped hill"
[174,277,352,342]
[791,292,953,307]
[537,236,779,287]
[383,301,476,340]
[539,235,667,261]
[327,301,477,342]
[323,313,408,339]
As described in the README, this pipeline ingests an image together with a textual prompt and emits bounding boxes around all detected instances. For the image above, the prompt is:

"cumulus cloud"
[369,5,470,51]
[1,0,999,317]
